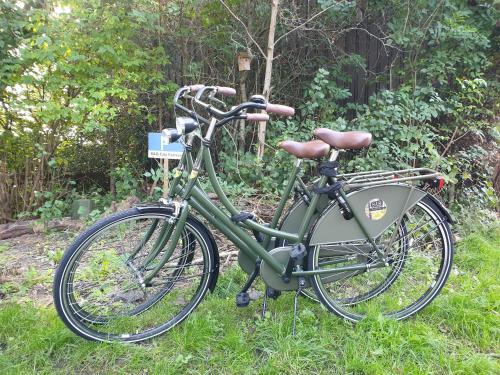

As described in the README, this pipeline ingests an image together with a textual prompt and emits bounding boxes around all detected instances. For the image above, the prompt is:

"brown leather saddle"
[314,128,372,150]
[278,140,330,159]
[279,128,372,159]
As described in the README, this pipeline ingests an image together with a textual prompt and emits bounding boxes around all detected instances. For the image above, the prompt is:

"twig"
[432,127,470,170]
[218,0,266,59]
[402,0,410,34]
[274,1,346,46]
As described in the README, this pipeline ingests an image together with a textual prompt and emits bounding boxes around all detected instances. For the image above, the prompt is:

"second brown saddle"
[314,128,372,150]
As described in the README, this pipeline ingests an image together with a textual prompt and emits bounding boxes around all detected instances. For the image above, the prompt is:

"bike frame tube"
[180,145,205,201]
[261,159,302,248]
[183,169,329,275]
[338,189,385,258]
[185,149,194,170]
[167,152,187,200]
[202,147,301,243]
[296,175,311,200]
[167,132,198,199]
[188,186,282,268]
[143,201,190,284]
[297,175,329,240]
[292,261,385,276]
[187,192,257,262]
[167,133,286,274]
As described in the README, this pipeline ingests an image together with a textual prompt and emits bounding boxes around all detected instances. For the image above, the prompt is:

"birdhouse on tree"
[237,52,251,72]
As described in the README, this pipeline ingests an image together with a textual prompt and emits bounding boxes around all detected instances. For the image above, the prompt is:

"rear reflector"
[437,177,445,190]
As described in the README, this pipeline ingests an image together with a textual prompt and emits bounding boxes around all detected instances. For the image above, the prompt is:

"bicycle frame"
[166,131,313,252]
[53,85,455,343]
[138,117,390,286]
[135,87,442,287]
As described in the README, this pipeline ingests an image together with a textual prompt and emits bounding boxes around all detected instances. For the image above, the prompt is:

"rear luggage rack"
[339,168,441,190]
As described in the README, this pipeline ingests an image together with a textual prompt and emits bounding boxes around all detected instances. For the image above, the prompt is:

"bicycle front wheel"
[53,206,217,342]
[308,197,453,322]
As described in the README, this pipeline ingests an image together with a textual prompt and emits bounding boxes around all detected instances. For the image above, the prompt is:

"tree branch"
[218,0,266,59]
[274,1,346,46]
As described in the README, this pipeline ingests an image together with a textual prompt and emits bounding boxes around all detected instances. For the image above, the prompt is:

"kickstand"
[292,289,300,336]
[292,277,306,336]
[261,287,268,319]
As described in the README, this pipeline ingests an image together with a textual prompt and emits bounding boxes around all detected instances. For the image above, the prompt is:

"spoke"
[312,202,449,318]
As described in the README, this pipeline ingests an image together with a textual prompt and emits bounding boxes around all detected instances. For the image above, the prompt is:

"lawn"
[0,227,498,374]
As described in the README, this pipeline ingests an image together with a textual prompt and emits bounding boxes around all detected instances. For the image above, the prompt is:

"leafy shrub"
[112,166,140,200]
[349,85,447,171]
[34,196,69,222]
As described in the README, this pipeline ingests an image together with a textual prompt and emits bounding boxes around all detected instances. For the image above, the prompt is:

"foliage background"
[0,0,498,224]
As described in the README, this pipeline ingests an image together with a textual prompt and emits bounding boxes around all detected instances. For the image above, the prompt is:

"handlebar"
[171,84,295,134]
[246,113,270,122]
[193,86,294,121]
[189,84,236,97]
[188,84,205,93]
[173,85,210,125]
[217,86,237,96]
[266,103,295,117]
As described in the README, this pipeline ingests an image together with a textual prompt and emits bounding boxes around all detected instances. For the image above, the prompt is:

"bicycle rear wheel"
[53,207,217,342]
[279,199,409,303]
[308,197,453,322]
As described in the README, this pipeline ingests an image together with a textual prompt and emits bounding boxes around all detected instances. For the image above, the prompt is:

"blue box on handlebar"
[148,132,184,160]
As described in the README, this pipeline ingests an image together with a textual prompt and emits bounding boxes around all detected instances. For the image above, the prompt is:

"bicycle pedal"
[236,292,250,307]
[266,287,281,300]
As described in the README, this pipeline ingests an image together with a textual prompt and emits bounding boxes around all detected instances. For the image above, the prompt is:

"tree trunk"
[0,218,83,240]
[493,162,500,204]
[108,125,116,197]
[238,70,248,153]
[0,161,12,224]
[257,0,280,159]
[356,0,367,23]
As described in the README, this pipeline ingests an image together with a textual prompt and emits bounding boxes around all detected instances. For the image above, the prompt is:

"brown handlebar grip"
[217,86,237,96]
[189,84,204,93]
[266,103,295,117]
[246,113,270,122]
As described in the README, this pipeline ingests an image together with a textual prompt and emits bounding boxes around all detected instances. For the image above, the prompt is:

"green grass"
[0,228,499,374]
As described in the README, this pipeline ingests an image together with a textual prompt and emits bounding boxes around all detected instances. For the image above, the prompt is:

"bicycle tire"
[308,196,453,322]
[53,206,217,342]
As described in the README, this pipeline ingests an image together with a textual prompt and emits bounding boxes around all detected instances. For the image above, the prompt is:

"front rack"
[339,168,441,190]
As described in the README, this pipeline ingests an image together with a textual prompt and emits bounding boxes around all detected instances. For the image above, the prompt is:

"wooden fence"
[329,23,404,118]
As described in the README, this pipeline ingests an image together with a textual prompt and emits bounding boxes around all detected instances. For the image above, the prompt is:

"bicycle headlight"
[161,128,182,143]
[175,117,199,135]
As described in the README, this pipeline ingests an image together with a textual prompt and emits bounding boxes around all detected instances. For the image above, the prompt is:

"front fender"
[135,204,219,292]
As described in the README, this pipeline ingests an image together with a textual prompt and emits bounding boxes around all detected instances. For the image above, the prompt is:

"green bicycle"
[53,85,454,342]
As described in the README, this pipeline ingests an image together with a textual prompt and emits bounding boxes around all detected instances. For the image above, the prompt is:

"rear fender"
[279,195,330,242]
[425,194,454,224]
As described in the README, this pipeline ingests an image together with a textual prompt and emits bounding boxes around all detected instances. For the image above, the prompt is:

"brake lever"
[173,92,210,125]
[207,93,227,109]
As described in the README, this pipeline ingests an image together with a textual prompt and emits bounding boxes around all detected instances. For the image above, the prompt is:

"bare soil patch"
[0,197,278,307]
[0,229,76,306]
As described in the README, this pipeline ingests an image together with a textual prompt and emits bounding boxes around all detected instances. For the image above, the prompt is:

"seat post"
[329,149,339,162]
